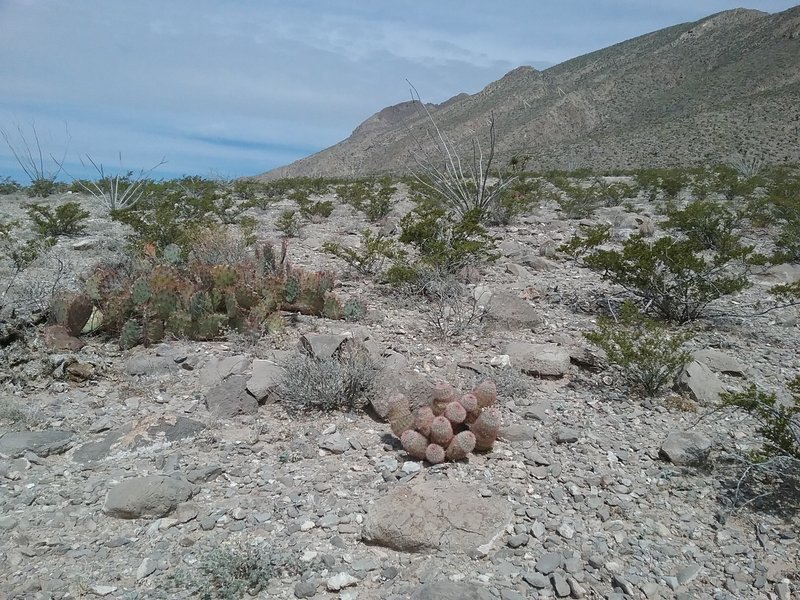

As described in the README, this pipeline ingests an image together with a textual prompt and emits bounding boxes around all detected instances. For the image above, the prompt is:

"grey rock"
[499,423,537,443]
[410,582,493,600]
[556,428,579,444]
[294,580,319,598]
[198,355,249,388]
[319,431,350,454]
[660,431,713,465]
[677,360,725,403]
[0,515,18,530]
[520,255,557,271]
[507,533,529,548]
[551,573,571,597]
[676,564,702,585]
[371,371,434,419]
[125,353,175,376]
[103,475,195,519]
[361,480,512,554]
[0,430,73,458]
[326,572,358,591]
[205,375,258,418]
[500,590,526,600]
[300,334,352,359]
[692,349,746,376]
[536,552,563,574]
[523,572,549,588]
[73,414,205,463]
[247,359,285,403]
[504,342,570,377]
[483,291,543,330]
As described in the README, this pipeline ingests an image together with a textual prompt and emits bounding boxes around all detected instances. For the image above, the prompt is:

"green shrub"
[26,178,60,198]
[172,545,275,600]
[487,177,541,225]
[277,347,374,413]
[585,301,692,397]
[323,230,401,276]
[664,198,744,253]
[275,209,302,237]
[0,176,21,195]
[26,201,89,237]
[721,378,800,461]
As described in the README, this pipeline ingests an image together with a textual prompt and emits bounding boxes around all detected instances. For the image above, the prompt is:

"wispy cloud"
[0,0,797,182]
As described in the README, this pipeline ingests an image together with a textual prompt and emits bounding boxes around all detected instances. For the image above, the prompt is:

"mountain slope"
[261,7,800,179]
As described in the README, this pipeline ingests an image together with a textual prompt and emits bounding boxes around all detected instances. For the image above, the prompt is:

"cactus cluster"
[68,242,359,349]
[387,379,501,464]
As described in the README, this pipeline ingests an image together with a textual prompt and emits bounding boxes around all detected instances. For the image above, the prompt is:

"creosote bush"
[721,377,800,461]
[275,209,302,237]
[584,300,692,397]
[26,201,90,237]
[323,230,401,276]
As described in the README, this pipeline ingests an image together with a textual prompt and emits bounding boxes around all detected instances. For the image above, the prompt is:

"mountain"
[260,7,800,179]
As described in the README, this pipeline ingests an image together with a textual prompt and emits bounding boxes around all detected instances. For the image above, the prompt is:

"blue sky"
[1,0,797,182]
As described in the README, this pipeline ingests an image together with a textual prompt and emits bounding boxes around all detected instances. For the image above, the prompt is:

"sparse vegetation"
[584,300,692,397]
[275,209,303,237]
[26,201,90,238]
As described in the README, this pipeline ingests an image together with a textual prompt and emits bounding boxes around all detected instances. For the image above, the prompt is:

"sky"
[1,0,798,183]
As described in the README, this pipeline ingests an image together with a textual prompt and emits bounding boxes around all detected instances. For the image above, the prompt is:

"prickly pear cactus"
[161,243,182,265]
[131,279,151,305]
[322,294,343,320]
[343,298,365,322]
[119,318,142,349]
[283,277,300,304]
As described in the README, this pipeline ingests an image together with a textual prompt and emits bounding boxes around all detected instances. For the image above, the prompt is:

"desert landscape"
[0,6,799,600]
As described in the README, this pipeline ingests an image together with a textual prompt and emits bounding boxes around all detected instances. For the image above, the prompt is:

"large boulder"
[503,342,571,378]
[0,430,73,458]
[677,360,725,403]
[103,475,195,519]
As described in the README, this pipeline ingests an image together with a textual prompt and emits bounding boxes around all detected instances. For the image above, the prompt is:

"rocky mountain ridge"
[261,6,800,179]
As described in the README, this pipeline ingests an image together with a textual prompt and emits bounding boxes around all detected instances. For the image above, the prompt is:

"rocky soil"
[0,186,798,600]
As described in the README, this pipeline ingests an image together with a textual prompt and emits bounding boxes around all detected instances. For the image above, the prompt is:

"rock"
[410,581,493,600]
[319,431,350,454]
[535,552,563,574]
[73,414,205,463]
[300,334,352,359]
[505,263,530,278]
[503,342,570,377]
[125,353,175,377]
[692,349,746,376]
[197,355,249,388]
[520,255,557,271]
[483,291,543,330]
[294,580,319,598]
[42,325,84,351]
[556,428,579,444]
[103,475,195,519]
[677,360,725,403]
[660,431,713,465]
[204,375,258,418]
[327,572,358,591]
[247,359,284,403]
[523,572,549,588]
[361,480,512,553]
[676,564,702,585]
[551,573,571,597]
[65,361,94,381]
[0,430,73,458]
[51,292,93,336]
[499,423,537,443]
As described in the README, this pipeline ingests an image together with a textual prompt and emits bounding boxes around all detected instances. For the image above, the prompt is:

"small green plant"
[721,378,800,461]
[275,209,302,237]
[584,301,692,397]
[173,545,275,600]
[0,176,21,195]
[664,198,744,253]
[26,201,89,237]
[323,229,401,276]
[487,176,541,225]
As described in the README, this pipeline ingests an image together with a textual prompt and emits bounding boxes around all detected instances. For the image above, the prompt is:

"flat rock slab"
[247,359,285,403]
[677,360,725,404]
[361,480,512,554]
[103,475,195,519]
[504,342,571,378]
[0,430,73,458]
[73,414,205,463]
[410,582,493,600]
[483,291,543,330]
[205,375,258,418]
[198,355,249,388]
[660,431,713,466]
[692,349,746,376]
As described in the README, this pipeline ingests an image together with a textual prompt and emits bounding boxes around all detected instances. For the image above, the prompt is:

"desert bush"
[0,176,21,195]
[421,273,487,339]
[189,223,252,265]
[552,180,604,218]
[487,176,541,225]
[751,173,800,262]
[172,544,277,600]
[275,209,302,237]
[635,168,689,201]
[26,201,89,237]
[721,378,800,461]
[585,300,692,397]
[664,198,745,253]
[390,204,497,285]
[1,122,68,197]
[277,346,374,413]
[323,229,401,276]
[562,219,755,322]
[335,177,396,221]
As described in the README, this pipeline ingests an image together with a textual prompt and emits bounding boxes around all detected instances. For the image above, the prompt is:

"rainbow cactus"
[388,378,500,464]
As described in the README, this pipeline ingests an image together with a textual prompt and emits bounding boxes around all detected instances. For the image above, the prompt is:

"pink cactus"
[401,429,428,460]
[443,400,467,424]
[445,430,477,460]
[414,406,435,437]
[470,407,501,452]
[429,415,454,446]
[472,379,497,410]
[425,443,446,464]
